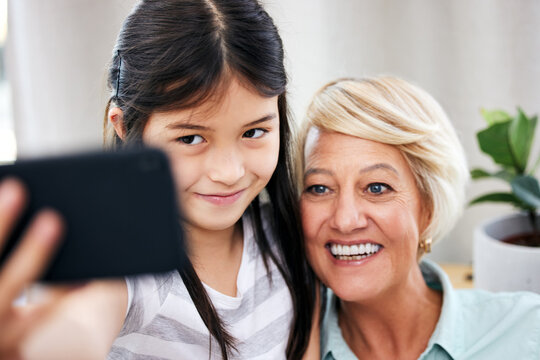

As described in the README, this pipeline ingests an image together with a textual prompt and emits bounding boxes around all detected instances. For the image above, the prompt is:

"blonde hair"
[297,76,469,244]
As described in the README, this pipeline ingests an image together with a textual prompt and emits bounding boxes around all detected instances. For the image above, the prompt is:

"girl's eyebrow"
[243,113,277,128]
[166,123,209,131]
[165,113,277,131]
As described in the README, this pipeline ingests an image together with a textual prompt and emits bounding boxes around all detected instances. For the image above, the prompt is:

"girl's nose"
[330,193,368,234]
[207,147,245,186]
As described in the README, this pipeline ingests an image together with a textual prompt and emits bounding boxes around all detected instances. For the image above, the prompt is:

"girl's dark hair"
[104,1,315,358]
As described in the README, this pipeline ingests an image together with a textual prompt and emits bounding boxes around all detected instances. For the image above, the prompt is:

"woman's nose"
[330,193,368,233]
[207,147,245,186]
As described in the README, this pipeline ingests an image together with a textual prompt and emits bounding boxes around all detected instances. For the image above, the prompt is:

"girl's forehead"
[145,81,279,132]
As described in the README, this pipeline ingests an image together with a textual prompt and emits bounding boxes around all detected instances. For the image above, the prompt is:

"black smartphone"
[0,147,185,282]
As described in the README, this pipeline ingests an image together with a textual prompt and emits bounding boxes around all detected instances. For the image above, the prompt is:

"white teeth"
[359,243,366,255]
[329,242,382,258]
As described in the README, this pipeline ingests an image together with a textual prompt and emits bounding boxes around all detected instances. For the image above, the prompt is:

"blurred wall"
[6,0,540,263]
[7,0,137,157]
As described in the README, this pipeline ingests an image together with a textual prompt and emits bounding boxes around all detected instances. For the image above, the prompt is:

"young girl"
[0,0,316,359]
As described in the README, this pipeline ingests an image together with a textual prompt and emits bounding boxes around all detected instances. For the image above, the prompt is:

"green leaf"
[470,168,515,183]
[476,122,515,168]
[481,109,512,126]
[468,192,529,209]
[494,169,516,182]
[470,168,491,179]
[511,175,540,209]
[509,108,536,173]
[530,146,540,175]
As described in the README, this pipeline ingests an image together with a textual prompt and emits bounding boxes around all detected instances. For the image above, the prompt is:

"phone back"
[0,148,185,282]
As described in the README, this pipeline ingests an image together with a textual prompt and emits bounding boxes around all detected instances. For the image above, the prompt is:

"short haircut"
[297,76,469,244]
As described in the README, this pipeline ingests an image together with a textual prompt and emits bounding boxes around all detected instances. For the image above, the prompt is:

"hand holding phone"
[0,178,63,356]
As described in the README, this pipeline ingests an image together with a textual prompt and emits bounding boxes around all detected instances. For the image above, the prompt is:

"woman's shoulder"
[421,260,540,358]
[453,288,540,358]
[457,287,540,329]
[457,287,540,312]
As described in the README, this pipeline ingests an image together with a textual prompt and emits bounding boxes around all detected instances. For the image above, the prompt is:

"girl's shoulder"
[118,271,187,334]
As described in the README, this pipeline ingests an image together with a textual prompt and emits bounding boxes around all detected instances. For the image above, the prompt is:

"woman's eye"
[306,185,329,195]
[178,135,204,145]
[367,183,390,194]
[243,128,267,139]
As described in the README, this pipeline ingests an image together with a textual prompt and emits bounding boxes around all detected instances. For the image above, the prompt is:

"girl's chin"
[183,215,242,233]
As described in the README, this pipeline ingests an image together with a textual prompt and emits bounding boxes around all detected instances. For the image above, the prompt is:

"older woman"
[297,76,540,359]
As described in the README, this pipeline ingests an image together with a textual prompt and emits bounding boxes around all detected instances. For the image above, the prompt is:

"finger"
[0,178,28,254]
[0,210,64,311]
[0,303,51,352]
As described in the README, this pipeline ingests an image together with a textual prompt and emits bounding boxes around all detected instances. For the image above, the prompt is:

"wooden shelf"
[439,263,474,289]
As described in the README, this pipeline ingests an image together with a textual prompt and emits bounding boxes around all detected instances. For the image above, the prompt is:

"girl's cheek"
[245,143,279,178]
[167,155,198,190]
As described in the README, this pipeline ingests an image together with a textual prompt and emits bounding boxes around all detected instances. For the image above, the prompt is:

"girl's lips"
[195,189,245,206]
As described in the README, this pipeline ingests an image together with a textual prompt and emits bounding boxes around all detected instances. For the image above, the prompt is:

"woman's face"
[142,78,280,233]
[300,130,428,302]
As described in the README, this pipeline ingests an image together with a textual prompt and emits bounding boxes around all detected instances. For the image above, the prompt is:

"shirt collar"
[419,259,463,359]
[321,289,358,360]
[320,259,463,360]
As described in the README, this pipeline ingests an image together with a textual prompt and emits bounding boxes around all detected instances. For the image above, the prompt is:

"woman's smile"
[326,241,383,262]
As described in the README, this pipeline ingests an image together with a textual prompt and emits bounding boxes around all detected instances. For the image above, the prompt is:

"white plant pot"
[474,213,540,293]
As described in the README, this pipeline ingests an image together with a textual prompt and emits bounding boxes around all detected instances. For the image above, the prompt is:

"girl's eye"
[306,185,329,195]
[243,128,267,139]
[367,183,391,194]
[177,135,204,145]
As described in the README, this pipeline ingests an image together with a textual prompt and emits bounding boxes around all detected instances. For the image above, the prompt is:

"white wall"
[7,0,137,158]
[265,0,540,263]
[5,0,540,263]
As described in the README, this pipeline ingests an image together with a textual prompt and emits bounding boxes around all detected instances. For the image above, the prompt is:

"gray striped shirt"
[108,210,293,359]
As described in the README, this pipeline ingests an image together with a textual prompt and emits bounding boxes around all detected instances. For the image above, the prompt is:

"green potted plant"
[470,107,540,293]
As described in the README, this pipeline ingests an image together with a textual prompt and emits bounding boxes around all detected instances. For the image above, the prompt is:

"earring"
[419,238,432,253]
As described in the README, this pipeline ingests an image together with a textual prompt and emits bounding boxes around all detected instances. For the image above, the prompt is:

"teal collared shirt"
[321,259,540,360]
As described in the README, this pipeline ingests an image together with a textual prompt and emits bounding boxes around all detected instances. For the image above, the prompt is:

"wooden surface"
[439,263,474,289]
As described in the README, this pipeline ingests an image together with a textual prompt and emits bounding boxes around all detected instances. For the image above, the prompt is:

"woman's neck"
[184,221,244,297]
[338,266,442,360]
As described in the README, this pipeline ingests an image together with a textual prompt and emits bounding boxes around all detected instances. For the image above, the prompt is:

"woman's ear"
[108,107,126,140]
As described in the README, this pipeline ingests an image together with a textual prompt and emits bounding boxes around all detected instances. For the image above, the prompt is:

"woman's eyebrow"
[304,168,333,179]
[359,163,399,175]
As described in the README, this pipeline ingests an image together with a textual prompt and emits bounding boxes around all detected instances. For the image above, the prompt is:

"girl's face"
[142,78,280,233]
[300,130,428,303]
